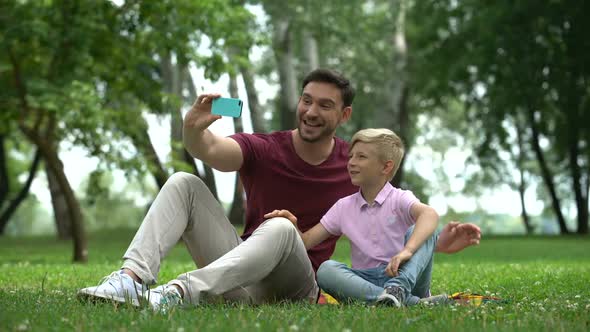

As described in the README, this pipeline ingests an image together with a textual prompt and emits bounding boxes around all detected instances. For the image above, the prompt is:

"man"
[78,69,480,310]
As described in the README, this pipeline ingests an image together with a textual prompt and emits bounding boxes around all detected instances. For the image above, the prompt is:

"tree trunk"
[568,128,587,234]
[515,118,533,234]
[0,134,8,207]
[302,29,319,72]
[518,172,533,234]
[227,71,245,225]
[387,0,410,187]
[528,108,569,234]
[239,62,266,133]
[391,86,410,188]
[163,54,199,175]
[125,117,168,189]
[202,165,219,200]
[178,64,199,174]
[163,53,184,167]
[565,106,588,234]
[185,64,218,199]
[46,162,72,239]
[0,149,41,235]
[19,125,87,261]
[582,175,589,234]
[273,19,298,131]
[37,137,87,262]
[229,177,245,225]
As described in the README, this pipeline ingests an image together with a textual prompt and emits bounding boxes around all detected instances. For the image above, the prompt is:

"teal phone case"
[212,97,243,117]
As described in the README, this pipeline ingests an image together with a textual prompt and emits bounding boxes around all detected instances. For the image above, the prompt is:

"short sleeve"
[230,133,271,172]
[320,200,343,236]
[397,189,420,227]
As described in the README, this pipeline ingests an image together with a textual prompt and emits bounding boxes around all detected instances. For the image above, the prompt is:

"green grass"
[1,229,589,331]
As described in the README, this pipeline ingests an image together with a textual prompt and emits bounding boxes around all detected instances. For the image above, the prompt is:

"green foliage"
[400,168,431,204]
[78,171,156,231]
[408,0,590,230]
[1,231,589,330]
[0,134,40,232]
[3,195,52,236]
[2,0,258,178]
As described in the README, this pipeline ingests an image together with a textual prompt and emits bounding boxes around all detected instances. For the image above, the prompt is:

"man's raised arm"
[183,94,244,172]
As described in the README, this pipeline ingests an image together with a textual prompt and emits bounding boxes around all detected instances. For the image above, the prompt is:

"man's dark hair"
[302,69,355,107]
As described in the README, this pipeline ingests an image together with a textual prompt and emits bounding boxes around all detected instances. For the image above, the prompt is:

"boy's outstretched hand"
[264,209,298,227]
[435,222,481,254]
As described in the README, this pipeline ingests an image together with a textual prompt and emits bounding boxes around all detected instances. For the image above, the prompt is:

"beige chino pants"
[121,172,318,305]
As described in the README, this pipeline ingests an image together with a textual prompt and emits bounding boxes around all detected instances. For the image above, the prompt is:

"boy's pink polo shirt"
[320,182,419,269]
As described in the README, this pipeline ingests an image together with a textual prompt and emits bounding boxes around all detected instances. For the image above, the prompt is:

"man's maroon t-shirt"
[230,131,356,271]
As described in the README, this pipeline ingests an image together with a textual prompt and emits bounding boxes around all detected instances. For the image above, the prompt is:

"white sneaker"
[419,293,452,305]
[376,286,405,307]
[77,271,146,306]
[146,284,183,313]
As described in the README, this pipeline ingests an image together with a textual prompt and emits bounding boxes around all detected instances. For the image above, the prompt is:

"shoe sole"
[376,293,402,307]
[77,289,140,307]
[418,294,451,305]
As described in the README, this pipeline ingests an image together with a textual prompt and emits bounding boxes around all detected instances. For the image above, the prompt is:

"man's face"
[296,82,351,143]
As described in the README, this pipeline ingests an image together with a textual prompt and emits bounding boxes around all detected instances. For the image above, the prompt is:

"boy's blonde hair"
[350,128,405,181]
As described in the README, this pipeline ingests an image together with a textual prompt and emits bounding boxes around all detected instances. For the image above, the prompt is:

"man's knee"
[263,217,297,234]
[167,172,207,191]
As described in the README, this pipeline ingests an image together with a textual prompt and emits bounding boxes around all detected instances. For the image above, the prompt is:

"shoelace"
[97,272,125,292]
[97,271,146,300]
[146,286,182,313]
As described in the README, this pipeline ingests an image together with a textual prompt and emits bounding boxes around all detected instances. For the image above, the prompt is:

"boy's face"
[347,141,389,187]
[296,81,352,143]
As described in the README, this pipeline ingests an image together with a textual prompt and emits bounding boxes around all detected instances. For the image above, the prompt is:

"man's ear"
[339,106,352,124]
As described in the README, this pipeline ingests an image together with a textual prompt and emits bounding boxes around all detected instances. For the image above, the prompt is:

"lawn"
[1,229,589,331]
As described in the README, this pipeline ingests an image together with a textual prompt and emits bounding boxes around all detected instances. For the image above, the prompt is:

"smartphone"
[211,97,243,117]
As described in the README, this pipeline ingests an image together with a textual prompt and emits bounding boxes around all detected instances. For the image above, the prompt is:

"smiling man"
[78,69,480,311]
[79,69,357,310]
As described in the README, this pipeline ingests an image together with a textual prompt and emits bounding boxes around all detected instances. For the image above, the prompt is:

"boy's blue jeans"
[317,226,437,306]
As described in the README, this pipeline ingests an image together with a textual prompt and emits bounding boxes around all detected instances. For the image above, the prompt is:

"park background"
[1,1,589,331]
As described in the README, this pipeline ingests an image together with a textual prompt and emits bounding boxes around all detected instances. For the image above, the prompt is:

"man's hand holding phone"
[184,94,223,132]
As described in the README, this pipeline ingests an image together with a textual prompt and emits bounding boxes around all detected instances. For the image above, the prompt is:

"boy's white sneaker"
[77,270,146,306]
[376,286,405,307]
[146,284,183,313]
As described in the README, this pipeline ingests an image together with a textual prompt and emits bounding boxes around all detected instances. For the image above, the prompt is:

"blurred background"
[1,0,588,262]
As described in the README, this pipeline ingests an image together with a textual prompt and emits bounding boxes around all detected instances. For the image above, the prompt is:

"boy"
[265,128,458,307]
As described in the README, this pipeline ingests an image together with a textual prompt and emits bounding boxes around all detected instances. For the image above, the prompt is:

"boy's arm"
[300,223,332,250]
[435,222,481,253]
[183,94,244,172]
[385,202,439,277]
[263,209,332,250]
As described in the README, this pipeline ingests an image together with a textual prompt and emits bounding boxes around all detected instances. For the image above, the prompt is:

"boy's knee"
[317,260,343,287]
[318,260,341,272]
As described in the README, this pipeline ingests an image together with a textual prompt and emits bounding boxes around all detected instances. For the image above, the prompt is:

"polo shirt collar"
[355,182,394,209]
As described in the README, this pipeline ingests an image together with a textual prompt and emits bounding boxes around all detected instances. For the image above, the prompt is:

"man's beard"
[297,120,336,143]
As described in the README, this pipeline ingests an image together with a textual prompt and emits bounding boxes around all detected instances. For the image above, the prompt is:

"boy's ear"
[382,160,395,176]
